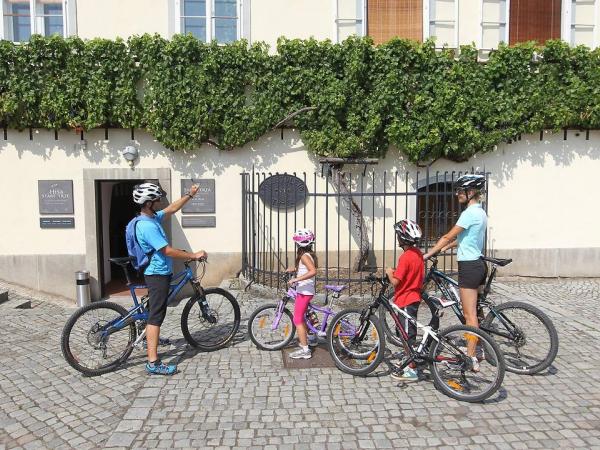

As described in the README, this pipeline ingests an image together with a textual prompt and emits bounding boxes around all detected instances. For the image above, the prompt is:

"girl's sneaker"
[289,347,312,359]
[470,356,480,373]
[391,367,419,382]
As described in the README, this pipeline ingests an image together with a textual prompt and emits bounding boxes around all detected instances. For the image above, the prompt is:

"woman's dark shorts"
[458,259,488,289]
[145,274,172,326]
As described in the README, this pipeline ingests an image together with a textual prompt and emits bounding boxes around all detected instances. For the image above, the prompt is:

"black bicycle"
[380,256,559,375]
[328,274,505,403]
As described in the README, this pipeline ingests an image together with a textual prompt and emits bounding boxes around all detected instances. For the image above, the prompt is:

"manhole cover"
[281,345,336,369]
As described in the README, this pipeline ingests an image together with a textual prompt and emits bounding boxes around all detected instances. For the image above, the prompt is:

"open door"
[96,180,146,298]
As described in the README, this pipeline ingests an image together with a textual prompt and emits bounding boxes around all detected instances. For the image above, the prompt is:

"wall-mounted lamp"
[122,145,138,168]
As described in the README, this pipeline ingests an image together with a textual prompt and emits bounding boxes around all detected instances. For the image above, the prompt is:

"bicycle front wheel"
[429,324,505,403]
[248,303,296,350]
[181,288,241,351]
[61,301,136,376]
[327,308,385,376]
[482,301,558,374]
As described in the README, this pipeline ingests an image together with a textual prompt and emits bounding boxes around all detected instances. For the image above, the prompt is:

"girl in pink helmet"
[287,228,318,359]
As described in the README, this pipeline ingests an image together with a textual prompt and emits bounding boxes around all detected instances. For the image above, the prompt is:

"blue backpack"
[125,215,156,272]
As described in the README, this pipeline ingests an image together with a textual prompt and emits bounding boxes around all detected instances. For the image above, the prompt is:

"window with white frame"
[570,0,597,47]
[179,0,241,43]
[334,0,365,43]
[1,0,68,42]
[481,0,508,49]
[427,0,458,47]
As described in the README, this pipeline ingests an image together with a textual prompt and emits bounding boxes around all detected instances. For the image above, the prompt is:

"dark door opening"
[96,180,145,298]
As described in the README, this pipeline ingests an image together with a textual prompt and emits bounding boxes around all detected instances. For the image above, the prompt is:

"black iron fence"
[241,167,488,294]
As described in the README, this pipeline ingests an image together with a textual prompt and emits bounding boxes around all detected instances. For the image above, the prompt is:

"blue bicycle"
[61,256,240,376]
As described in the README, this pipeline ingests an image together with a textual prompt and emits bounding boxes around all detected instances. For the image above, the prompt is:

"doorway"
[96,180,145,298]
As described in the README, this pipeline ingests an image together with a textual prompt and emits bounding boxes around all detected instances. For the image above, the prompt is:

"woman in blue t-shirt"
[423,174,487,369]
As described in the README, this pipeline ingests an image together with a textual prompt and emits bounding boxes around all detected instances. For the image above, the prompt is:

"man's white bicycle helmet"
[455,174,486,192]
[292,228,315,247]
[132,182,165,205]
[393,219,422,245]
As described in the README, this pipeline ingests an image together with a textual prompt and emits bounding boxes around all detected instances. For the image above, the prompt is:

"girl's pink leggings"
[293,294,313,325]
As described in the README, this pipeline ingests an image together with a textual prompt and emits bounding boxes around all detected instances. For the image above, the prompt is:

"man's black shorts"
[458,259,487,289]
[144,274,172,326]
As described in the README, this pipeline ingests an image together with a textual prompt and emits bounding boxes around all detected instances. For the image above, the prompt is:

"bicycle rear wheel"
[61,302,136,376]
[181,288,241,351]
[481,301,558,374]
[248,303,296,350]
[327,308,385,376]
[429,324,505,403]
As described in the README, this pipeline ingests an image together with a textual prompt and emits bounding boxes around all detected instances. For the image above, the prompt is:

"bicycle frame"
[354,277,462,370]
[374,289,441,365]
[425,261,519,341]
[101,264,200,342]
[275,286,337,336]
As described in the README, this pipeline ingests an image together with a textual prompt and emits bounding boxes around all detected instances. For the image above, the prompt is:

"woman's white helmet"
[132,182,165,205]
[292,228,315,247]
[455,174,486,192]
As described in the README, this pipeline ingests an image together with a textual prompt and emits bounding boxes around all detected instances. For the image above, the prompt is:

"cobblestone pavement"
[1,278,599,449]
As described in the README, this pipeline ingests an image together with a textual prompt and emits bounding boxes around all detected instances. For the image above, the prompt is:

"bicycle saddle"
[109,256,135,267]
[481,256,512,266]
[325,285,346,293]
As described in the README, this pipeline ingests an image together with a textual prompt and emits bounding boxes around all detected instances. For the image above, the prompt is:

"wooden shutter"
[368,0,423,45]
[509,0,561,44]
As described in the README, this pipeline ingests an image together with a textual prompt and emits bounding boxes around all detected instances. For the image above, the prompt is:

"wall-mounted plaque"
[40,217,75,228]
[258,174,308,209]
[181,179,215,214]
[182,216,216,228]
[38,180,74,214]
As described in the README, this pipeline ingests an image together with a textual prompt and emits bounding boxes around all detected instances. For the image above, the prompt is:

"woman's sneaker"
[391,367,419,382]
[146,360,177,375]
[289,347,312,359]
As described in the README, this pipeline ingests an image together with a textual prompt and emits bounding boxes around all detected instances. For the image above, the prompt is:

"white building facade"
[1,0,599,301]
[2,1,599,49]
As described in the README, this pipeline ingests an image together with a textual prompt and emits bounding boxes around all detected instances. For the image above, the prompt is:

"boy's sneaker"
[391,367,419,382]
[289,347,312,359]
[307,334,319,347]
[146,360,177,376]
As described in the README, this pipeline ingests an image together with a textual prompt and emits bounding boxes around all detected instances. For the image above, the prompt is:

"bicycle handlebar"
[184,256,207,265]
[364,273,390,285]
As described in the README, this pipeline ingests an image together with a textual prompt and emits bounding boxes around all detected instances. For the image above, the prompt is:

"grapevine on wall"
[0,34,599,163]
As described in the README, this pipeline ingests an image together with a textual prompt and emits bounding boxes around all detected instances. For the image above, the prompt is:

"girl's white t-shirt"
[296,253,315,295]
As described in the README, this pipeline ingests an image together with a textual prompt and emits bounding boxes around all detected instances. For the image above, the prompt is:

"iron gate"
[241,167,488,293]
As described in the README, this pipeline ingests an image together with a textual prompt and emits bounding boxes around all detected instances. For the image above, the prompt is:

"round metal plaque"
[258,174,308,209]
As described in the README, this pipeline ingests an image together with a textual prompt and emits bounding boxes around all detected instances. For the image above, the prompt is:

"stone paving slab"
[1,278,600,449]
[281,345,336,369]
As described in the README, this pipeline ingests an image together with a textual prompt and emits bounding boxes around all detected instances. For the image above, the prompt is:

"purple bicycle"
[248,273,346,350]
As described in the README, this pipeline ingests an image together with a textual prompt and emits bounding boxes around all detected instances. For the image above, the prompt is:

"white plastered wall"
[250,0,334,48]
[76,0,170,40]
[1,128,599,300]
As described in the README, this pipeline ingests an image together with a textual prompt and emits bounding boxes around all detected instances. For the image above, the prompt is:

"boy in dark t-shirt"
[385,219,424,382]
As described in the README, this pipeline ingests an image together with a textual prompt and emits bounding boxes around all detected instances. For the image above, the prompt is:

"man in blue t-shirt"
[132,182,207,375]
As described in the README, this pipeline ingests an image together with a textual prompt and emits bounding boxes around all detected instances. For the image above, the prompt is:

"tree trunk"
[330,168,371,272]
